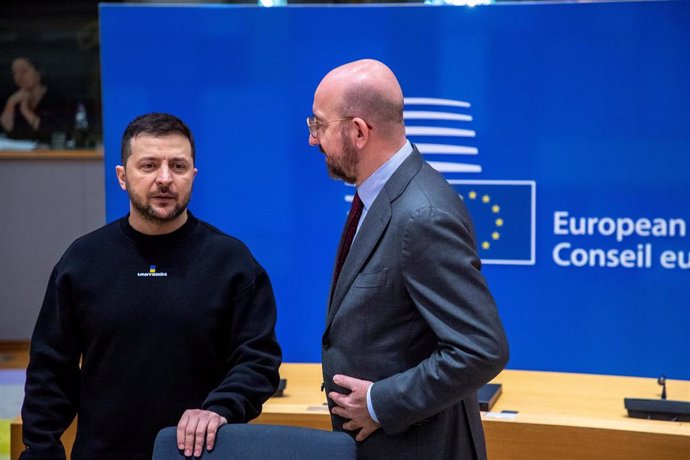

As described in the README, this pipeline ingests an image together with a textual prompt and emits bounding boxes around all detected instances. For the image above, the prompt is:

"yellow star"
[482,195,490,203]
[468,191,477,200]
[492,204,500,213]
[482,241,490,250]
[492,232,500,240]
[495,218,504,227]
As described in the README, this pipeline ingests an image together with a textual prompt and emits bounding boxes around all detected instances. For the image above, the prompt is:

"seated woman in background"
[0,57,67,144]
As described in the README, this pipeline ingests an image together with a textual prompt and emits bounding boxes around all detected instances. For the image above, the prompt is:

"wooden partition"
[0,149,102,161]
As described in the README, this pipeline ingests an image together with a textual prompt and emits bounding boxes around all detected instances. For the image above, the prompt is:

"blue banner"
[100,2,690,379]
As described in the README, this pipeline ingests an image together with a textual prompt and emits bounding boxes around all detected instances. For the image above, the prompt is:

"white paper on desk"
[482,411,518,420]
[0,137,38,151]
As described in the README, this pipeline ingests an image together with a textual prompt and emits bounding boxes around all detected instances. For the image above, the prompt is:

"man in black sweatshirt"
[20,112,282,460]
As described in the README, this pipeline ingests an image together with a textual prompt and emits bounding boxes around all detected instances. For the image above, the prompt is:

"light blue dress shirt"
[354,140,413,238]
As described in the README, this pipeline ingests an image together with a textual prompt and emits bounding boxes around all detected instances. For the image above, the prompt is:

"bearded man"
[20,112,281,460]
[308,60,508,460]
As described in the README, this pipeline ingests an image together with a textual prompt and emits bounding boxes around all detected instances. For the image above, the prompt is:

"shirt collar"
[357,140,413,211]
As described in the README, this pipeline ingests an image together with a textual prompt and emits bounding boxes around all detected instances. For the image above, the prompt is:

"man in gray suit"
[307,59,509,459]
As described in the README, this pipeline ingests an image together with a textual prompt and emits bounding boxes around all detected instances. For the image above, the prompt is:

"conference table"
[11,363,690,459]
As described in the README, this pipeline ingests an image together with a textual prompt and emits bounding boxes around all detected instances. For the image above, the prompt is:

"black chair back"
[151,424,356,459]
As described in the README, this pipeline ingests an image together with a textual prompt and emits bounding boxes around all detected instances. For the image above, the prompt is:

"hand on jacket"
[329,374,381,442]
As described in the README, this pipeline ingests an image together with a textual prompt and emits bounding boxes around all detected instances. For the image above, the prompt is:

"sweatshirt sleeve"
[202,267,282,422]
[20,266,81,460]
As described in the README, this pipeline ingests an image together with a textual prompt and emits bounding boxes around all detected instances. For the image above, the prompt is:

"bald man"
[307,59,509,459]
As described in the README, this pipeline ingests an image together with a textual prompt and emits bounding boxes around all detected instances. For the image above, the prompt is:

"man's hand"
[328,374,381,442]
[176,409,228,457]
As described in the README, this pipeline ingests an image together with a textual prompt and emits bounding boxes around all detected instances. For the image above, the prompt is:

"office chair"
[151,423,357,460]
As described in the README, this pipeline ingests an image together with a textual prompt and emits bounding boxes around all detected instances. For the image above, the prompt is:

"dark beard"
[133,200,186,223]
[324,130,358,184]
[127,185,190,224]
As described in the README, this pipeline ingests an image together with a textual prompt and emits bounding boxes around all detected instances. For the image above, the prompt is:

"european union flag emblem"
[449,180,536,265]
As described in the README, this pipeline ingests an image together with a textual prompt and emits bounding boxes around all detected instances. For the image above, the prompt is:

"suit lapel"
[325,148,424,329]
[326,196,391,326]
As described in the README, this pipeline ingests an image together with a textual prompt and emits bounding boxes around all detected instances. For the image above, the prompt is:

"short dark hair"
[120,112,195,165]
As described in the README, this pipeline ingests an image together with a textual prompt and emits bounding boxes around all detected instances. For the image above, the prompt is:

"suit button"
[322,337,331,349]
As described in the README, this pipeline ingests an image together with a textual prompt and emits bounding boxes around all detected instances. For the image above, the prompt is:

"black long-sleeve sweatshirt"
[20,213,282,460]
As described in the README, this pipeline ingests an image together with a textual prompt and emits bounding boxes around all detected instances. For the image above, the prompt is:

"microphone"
[657,375,667,400]
[625,374,690,422]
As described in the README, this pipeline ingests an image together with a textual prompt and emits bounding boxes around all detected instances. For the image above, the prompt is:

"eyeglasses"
[306,116,354,138]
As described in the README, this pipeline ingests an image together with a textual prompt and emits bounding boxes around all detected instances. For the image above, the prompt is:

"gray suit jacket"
[322,148,509,460]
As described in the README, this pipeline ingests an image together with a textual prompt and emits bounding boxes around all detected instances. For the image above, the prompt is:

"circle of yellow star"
[458,187,505,253]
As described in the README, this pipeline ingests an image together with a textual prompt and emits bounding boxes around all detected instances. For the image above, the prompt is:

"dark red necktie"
[333,192,364,287]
